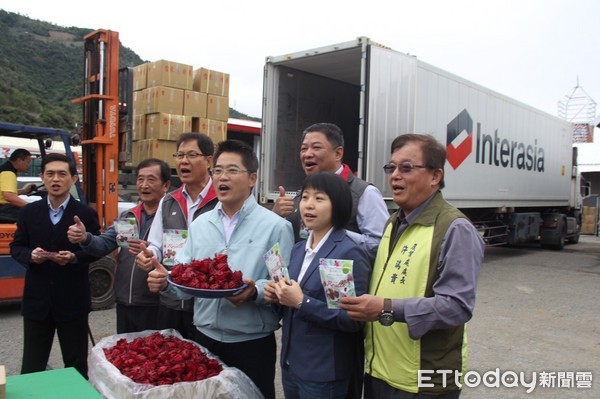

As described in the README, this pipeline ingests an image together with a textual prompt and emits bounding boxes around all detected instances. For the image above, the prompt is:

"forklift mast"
[72,29,125,229]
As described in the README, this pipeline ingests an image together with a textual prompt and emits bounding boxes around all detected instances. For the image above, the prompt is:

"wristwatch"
[378,298,394,326]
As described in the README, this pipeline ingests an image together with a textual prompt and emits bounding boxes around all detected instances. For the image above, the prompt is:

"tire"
[552,231,565,250]
[568,233,580,244]
[89,256,116,310]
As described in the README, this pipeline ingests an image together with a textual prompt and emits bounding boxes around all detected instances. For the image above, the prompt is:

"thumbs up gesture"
[272,185,294,217]
[147,256,168,293]
[136,242,155,273]
[67,215,88,244]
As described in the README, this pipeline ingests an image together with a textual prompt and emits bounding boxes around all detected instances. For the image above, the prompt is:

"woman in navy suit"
[265,172,371,399]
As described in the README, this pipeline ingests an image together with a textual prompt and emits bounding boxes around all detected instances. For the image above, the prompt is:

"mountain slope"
[0,9,258,131]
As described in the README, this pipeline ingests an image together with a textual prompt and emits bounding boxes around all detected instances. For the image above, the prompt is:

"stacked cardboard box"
[146,60,193,90]
[581,206,598,235]
[131,60,230,168]
[191,67,230,142]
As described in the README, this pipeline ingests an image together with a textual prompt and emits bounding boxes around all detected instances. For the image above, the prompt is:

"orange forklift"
[72,29,133,230]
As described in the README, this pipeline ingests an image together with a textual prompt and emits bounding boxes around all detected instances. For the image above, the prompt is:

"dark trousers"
[364,374,461,399]
[192,329,277,399]
[116,303,159,334]
[282,365,350,399]
[21,315,89,379]
[156,304,195,339]
[345,331,365,399]
[0,203,20,222]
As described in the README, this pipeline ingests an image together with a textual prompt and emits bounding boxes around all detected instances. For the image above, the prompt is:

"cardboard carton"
[147,139,178,168]
[132,91,145,116]
[147,60,193,90]
[207,94,230,122]
[132,63,148,91]
[183,116,193,133]
[192,118,227,143]
[145,113,186,141]
[132,140,147,167]
[193,67,230,96]
[132,114,146,141]
[183,90,208,118]
[144,86,184,115]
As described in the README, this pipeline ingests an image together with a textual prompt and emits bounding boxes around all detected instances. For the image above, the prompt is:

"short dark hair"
[9,148,32,162]
[301,123,344,148]
[176,132,214,156]
[214,140,258,173]
[390,134,446,189]
[300,172,352,230]
[137,158,170,183]
[41,153,77,176]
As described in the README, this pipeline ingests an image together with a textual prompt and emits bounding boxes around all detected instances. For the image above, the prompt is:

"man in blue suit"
[10,153,101,378]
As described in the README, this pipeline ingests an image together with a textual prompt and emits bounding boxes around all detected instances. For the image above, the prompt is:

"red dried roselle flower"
[214,253,227,264]
[207,358,220,370]
[170,265,183,279]
[170,254,243,290]
[191,259,210,274]
[225,280,240,289]
[104,332,222,386]
[215,269,233,282]
[231,270,243,283]
[215,261,229,271]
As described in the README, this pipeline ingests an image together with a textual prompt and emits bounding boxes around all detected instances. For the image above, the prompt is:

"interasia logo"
[446,109,473,169]
[446,109,545,172]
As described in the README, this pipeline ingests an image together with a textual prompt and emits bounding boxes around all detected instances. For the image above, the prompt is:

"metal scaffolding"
[558,78,597,143]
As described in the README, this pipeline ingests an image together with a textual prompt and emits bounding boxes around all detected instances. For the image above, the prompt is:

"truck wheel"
[568,233,580,244]
[89,256,116,310]
[552,232,565,250]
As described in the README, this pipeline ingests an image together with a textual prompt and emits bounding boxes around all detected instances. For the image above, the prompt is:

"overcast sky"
[1,0,599,163]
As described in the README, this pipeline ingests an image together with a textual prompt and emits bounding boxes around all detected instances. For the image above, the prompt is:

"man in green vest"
[340,134,484,398]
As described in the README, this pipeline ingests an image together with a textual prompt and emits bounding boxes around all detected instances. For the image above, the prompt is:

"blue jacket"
[281,229,371,382]
[10,196,101,322]
[166,195,294,343]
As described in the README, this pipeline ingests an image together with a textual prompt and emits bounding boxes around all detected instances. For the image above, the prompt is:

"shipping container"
[260,37,588,249]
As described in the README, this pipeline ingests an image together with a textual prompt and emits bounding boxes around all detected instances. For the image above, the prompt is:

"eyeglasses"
[173,152,206,160]
[383,161,432,175]
[212,167,250,177]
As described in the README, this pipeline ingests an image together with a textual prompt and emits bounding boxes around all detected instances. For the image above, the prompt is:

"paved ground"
[462,235,600,398]
[1,235,599,398]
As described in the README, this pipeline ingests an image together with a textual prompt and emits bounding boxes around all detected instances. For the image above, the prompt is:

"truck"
[259,37,589,249]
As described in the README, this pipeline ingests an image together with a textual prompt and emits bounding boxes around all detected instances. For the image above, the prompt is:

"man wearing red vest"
[273,122,388,259]
[137,133,218,339]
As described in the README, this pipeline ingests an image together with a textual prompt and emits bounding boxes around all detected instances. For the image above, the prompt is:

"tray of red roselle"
[167,254,248,298]
[88,329,263,399]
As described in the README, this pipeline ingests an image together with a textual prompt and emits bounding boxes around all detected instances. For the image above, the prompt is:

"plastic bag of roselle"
[88,329,263,399]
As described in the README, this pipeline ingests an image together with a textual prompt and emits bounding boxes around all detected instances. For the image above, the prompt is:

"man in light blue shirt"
[148,140,294,399]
